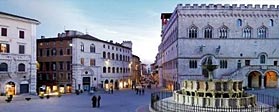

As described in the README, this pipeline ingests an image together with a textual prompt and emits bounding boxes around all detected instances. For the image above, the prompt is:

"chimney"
[41,36,45,39]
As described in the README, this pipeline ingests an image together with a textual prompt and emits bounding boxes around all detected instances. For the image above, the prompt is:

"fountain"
[150,56,267,112]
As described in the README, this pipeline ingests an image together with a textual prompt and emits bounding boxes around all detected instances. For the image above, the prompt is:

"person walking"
[92,95,97,108]
[136,88,138,94]
[142,88,145,95]
[97,95,101,108]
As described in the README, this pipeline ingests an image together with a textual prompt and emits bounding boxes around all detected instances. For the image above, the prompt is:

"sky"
[0,0,278,64]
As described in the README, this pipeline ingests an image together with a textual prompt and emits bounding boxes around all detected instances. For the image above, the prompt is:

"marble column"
[261,77,265,89]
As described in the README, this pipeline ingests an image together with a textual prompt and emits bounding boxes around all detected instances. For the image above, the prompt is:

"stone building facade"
[0,12,39,95]
[157,4,279,90]
[131,55,141,86]
[37,30,133,92]
[37,36,72,94]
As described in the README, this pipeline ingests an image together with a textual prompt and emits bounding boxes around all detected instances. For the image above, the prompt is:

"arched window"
[103,67,106,73]
[270,19,274,27]
[0,63,8,71]
[103,52,106,58]
[108,67,111,73]
[260,55,266,64]
[188,25,198,38]
[116,67,119,73]
[204,25,213,38]
[116,54,119,60]
[219,26,228,38]
[258,26,267,38]
[112,67,115,73]
[243,26,252,38]
[237,19,242,27]
[80,43,84,52]
[112,53,115,60]
[107,52,111,59]
[90,44,95,53]
[18,63,25,72]
[120,55,122,61]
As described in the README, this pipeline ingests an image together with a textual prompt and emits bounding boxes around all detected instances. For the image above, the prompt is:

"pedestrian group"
[92,95,101,108]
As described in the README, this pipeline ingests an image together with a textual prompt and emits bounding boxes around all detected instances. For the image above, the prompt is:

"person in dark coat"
[136,88,138,94]
[142,88,145,95]
[92,95,97,108]
[97,95,101,107]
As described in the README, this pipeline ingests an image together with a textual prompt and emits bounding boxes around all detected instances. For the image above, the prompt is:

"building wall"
[37,38,72,93]
[72,37,132,91]
[158,4,279,89]
[0,13,39,95]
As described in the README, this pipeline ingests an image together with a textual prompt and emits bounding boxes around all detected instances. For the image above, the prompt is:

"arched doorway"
[6,81,15,95]
[264,71,278,88]
[104,79,109,90]
[115,80,119,90]
[248,71,262,88]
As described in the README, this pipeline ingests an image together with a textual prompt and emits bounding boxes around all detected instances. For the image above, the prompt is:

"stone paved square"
[0,88,161,112]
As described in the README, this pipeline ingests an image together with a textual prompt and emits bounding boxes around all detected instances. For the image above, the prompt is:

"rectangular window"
[39,74,42,80]
[60,73,63,80]
[1,28,7,36]
[19,30,24,39]
[67,49,71,55]
[90,59,95,66]
[45,62,50,71]
[67,61,71,70]
[81,58,84,65]
[46,74,49,81]
[39,49,43,56]
[19,45,25,54]
[245,60,250,66]
[189,60,197,69]
[53,73,56,80]
[67,73,71,81]
[52,62,56,71]
[0,43,9,53]
[59,61,63,70]
[46,49,50,56]
[220,60,228,69]
[274,61,278,66]
[39,62,43,71]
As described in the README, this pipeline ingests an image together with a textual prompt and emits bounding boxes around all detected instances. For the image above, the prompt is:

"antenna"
[85,28,88,34]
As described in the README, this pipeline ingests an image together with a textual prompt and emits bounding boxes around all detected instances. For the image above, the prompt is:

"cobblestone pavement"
[0,87,163,112]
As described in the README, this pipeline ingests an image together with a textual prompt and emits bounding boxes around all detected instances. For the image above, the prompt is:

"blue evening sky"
[0,0,278,64]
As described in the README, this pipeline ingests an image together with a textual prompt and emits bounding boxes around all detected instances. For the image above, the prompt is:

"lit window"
[0,43,9,53]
